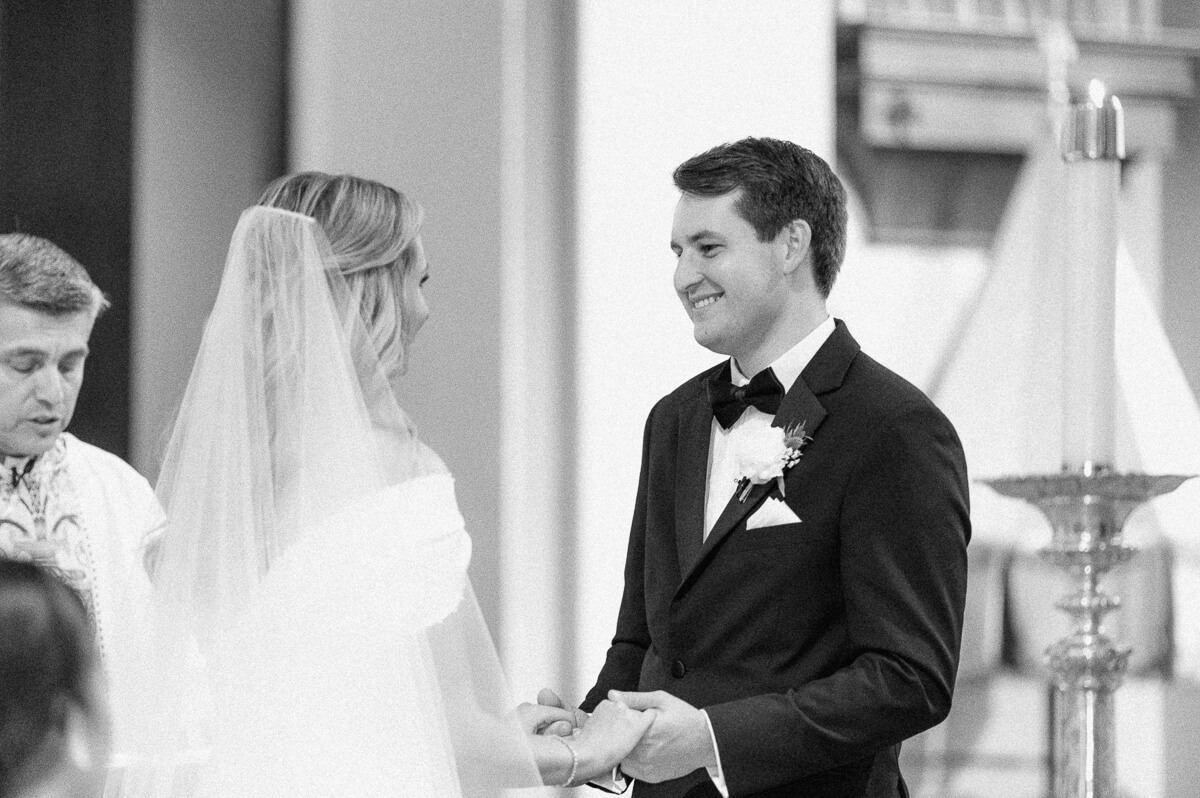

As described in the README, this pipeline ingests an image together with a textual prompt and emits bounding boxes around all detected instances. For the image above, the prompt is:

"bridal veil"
[107,206,542,797]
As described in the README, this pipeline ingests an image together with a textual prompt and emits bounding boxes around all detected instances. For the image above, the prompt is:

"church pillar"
[131,0,286,474]
[496,0,580,701]
[288,0,578,701]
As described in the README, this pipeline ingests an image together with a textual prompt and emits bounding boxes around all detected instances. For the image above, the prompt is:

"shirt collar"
[0,436,66,479]
[1,454,34,471]
[730,315,835,389]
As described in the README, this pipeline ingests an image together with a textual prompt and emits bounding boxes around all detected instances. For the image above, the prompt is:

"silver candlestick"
[985,466,1190,798]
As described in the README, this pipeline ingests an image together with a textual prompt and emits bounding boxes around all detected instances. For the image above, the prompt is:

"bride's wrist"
[550,734,580,788]
[565,732,615,787]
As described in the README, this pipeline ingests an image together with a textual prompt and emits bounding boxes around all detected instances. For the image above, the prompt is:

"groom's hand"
[535,688,588,737]
[609,690,716,784]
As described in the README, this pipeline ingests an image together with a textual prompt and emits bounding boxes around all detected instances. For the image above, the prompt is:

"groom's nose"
[674,252,702,295]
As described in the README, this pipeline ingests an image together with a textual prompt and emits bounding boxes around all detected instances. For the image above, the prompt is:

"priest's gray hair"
[0,234,108,318]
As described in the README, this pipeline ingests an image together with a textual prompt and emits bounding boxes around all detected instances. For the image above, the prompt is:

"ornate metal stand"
[985,468,1190,798]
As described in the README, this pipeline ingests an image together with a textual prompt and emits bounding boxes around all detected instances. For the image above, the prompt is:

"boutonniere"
[732,422,811,502]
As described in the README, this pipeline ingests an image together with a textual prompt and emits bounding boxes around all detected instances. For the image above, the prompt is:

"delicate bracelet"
[551,734,579,788]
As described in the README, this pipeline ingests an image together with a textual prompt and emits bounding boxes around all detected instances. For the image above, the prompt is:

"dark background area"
[0,0,134,458]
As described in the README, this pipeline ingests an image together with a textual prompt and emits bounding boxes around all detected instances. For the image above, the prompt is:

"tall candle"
[1061,81,1124,472]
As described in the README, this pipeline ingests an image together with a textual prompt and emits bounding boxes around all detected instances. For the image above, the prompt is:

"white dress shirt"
[704,316,835,537]
[701,315,835,796]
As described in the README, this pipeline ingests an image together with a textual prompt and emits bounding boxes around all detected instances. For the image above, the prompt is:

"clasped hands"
[519,687,717,785]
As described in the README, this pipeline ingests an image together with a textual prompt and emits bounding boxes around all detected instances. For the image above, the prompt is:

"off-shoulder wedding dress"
[106,207,540,798]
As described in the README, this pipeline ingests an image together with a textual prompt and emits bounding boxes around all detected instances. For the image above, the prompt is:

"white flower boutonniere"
[732,422,811,502]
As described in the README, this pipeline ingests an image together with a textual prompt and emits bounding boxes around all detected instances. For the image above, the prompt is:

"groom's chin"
[691,327,731,357]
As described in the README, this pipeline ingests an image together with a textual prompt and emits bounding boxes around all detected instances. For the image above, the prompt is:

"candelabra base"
[1050,681,1117,798]
[984,469,1190,798]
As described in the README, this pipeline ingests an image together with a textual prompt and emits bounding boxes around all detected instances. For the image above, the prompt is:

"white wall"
[573,0,838,698]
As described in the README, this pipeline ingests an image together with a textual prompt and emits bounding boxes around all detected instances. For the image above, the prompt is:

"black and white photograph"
[1,2,1198,797]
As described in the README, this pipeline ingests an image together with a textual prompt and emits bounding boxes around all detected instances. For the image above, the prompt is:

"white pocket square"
[746,496,801,529]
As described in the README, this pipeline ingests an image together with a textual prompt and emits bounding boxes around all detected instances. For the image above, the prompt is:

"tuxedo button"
[670,660,687,678]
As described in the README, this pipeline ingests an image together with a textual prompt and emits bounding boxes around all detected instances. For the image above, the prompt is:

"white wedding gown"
[107,206,541,798]
[205,474,470,798]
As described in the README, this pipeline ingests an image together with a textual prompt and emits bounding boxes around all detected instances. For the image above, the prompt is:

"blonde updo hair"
[257,172,425,374]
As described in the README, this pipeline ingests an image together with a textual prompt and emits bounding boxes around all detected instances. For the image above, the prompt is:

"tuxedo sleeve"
[582,407,658,713]
[704,400,970,795]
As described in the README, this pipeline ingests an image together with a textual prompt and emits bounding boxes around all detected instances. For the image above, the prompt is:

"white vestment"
[0,431,163,673]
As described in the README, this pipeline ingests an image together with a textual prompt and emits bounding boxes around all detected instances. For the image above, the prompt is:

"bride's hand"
[515,702,576,736]
[567,699,655,784]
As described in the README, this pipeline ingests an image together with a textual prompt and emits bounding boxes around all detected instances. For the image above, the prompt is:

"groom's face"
[671,190,790,362]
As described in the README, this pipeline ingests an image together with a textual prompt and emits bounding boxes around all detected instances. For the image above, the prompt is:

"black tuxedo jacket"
[583,321,970,798]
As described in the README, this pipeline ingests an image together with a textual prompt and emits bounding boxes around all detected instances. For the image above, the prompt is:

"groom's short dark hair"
[673,137,847,297]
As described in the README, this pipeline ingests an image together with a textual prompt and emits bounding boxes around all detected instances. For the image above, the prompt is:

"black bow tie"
[708,367,785,429]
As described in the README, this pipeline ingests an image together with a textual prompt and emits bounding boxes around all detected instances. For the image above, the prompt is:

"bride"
[109,173,648,797]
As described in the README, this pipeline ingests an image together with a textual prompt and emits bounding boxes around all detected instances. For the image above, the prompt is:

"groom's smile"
[671,189,791,366]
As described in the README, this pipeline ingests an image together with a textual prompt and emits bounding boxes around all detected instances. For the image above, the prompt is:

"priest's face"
[671,190,791,364]
[0,300,94,458]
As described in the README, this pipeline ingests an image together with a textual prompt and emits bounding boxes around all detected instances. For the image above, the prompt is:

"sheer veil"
[107,206,542,797]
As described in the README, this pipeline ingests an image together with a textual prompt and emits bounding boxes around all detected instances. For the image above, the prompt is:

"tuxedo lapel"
[676,321,860,592]
[798,319,860,397]
[699,478,773,561]
[675,378,715,575]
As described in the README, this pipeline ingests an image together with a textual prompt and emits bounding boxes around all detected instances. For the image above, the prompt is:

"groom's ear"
[779,219,812,277]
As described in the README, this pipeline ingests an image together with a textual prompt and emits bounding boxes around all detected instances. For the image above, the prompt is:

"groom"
[557,138,970,797]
